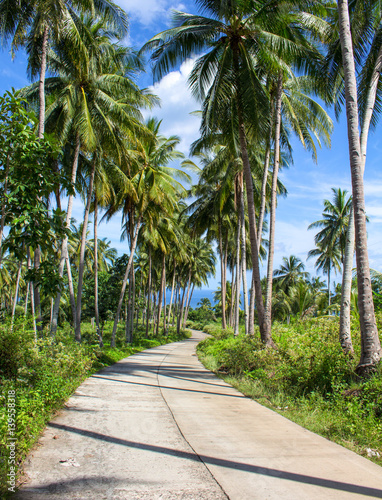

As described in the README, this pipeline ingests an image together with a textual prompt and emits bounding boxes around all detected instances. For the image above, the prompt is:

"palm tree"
[274,255,309,294]
[23,16,155,337]
[337,0,381,372]
[142,0,330,346]
[308,188,352,265]
[308,242,342,308]
[0,0,128,137]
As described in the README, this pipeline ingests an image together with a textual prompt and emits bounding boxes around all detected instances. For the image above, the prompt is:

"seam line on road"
[156,333,230,500]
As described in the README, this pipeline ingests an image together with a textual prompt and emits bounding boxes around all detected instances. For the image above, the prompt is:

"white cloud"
[145,58,201,155]
[118,0,170,26]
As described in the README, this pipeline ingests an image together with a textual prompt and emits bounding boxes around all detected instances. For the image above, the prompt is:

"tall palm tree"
[23,16,155,337]
[308,188,352,265]
[142,0,329,346]
[308,241,342,307]
[273,255,309,294]
[337,0,381,372]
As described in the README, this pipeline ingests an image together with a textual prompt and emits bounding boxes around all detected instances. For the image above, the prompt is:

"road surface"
[17,331,382,499]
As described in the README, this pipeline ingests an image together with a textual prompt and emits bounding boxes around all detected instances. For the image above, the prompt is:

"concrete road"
[17,331,382,499]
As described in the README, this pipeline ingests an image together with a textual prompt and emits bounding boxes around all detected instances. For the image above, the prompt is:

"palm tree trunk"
[328,267,331,308]
[94,195,103,347]
[163,267,167,333]
[234,210,241,336]
[38,24,49,138]
[257,103,274,247]
[232,44,273,346]
[0,154,10,266]
[339,44,382,354]
[181,269,192,329]
[337,0,381,373]
[27,248,37,341]
[156,254,166,335]
[241,190,249,334]
[229,264,235,328]
[265,73,283,333]
[129,261,136,342]
[248,273,256,336]
[219,216,227,329]
[184,283,195,326]
[111,215,142,347]
[223,234,228,328]
[126,267,133,343]
[167,264,176,325]
[33,249,42,332]
[11,261,22,329]
[51,135,81,335]
[75,156,97,342]
[66,255,76,328]
[145,247,153,339]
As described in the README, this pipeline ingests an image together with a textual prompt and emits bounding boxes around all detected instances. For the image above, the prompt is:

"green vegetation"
[0,319,189,496]
[197,318,382,466]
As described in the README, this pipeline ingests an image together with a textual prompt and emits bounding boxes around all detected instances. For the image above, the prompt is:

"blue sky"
[1,0,382,291]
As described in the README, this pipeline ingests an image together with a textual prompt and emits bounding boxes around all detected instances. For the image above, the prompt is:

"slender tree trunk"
[223,234,228,328]
[258,104,274,247]
[181,269,192,329]
[126,267,133,343]
[0,154,10,266]
[219,217,227,329]
[94,195,103,347]
[241,190,249,335]
[152,291,157,334]
[145,247,152,339]
[51,135,81,334]
[27,248,37,341]
[248,273,255,335]
[339,44,382,354]
[75,155,96,342]
[11,261,22,329]
[328,267,331,308]
[184,283,195,326]
[156,254,166,335]
[229,265,235,328]
[163,266,167,334]
[33,249,42,332]
[168,264,176,326]
[129,261,136,343]
[66,255,76,328]
[265,73,283,333]
[338,0,381,373]
[111,216,142,347]
[38,24,49,138]
[177,280,188,334]
[232,44,273,346]
[24,282,29,317]
[234,209,241,336]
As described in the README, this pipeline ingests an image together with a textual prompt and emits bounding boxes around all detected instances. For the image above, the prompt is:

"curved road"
[17,331,382,499]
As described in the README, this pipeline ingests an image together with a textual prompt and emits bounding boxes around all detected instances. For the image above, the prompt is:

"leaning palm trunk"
[110,215,142,348]
[94,195,103,347]
[248,274,256,336]
[241,191,249,334]
[51,136,81,334]
[233,45,273,346]
[129,262,136,342]
[340,43,382,354]
[181,268,192,329]
[219,217,227,329]
[75,156,97,342]
[145,247,152,339]
[183,282,195,327]
[265,73,283,331]
[337,0,381,373]
[167,264,176,325]
[234,210,241,336]
[156,254,166,335]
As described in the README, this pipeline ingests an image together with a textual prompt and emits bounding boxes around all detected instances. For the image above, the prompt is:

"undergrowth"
[0,318,189,497]
[197,317,382,466]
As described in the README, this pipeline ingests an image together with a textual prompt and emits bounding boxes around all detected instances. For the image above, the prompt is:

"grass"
[197,317,382,467]
[0,318,190,497]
